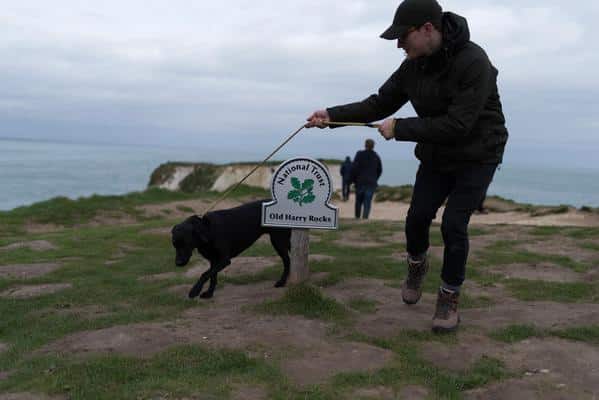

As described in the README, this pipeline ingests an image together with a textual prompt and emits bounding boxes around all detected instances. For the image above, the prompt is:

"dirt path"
[334,200,599,227]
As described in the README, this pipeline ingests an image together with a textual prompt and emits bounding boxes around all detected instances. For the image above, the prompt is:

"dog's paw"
[274,280,286,288]
[188,288,201,299]
[199,291,214,299]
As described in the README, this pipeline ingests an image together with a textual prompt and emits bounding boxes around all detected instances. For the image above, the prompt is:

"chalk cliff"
[148,161,342,193]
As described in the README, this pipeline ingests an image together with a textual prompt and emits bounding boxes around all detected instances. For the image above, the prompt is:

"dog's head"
[171,215,210,267]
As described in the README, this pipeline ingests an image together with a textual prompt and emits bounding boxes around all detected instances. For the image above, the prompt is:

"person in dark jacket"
[351,140,382,219]
[340,156,353,201]
[305,0,508,333]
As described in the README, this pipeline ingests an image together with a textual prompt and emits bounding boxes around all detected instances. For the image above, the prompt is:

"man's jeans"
[405,163,497,286]
[355,186,375,219]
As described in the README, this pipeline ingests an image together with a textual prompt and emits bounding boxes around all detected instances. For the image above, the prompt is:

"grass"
[489,324,599,346]
[254,284,350,323]
[339,331,512,399]
[375,185,413,202]
[504,279,598,303]
[488,324,545,343]
[1,345,279,400]
[552,325,599,344]
[476,240,589,272]
[1,188,597,399]
[347,297,378,313]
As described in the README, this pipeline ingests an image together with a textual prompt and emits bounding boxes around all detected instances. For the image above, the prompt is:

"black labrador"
[171,199,291,299]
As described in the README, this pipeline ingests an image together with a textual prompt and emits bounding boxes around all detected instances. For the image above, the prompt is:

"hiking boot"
[401,255,429,304]
[432,288,460,333]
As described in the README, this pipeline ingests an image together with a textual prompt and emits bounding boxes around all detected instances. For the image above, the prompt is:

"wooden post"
[289,228,310,284]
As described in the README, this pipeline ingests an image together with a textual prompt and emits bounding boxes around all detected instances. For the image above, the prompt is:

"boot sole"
[402,297,420,305]
[432,325,458,334]
[432,317,461,334]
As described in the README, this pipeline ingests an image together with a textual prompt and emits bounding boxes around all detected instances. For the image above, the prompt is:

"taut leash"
[324,121,381,128]
[200,120,379,215]
[201,124,306,215]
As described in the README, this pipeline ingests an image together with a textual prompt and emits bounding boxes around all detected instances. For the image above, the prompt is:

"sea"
[1,138,598,211]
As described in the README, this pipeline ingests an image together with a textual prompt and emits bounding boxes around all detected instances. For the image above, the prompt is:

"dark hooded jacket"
[351,149,382,189]
[327,12,508,170]
[340,157,353,181]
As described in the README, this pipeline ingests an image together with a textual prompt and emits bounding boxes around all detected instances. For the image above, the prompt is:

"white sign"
[262,157,338,229]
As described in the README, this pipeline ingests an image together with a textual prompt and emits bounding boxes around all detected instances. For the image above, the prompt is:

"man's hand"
[378,118,396,140]
[305,109,330,128]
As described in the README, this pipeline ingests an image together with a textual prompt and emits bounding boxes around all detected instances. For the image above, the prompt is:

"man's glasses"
[398,26,419,43]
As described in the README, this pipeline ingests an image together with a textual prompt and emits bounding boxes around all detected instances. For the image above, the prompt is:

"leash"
[201,124,306,215]
[199,120,380,215]
[324,121,381,128]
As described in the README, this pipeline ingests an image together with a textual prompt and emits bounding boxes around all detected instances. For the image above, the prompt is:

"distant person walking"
[340,156,353,201]
[351,139,382,219]
[306,0,508,333]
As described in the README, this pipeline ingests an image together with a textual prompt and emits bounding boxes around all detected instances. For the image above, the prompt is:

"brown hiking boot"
[432,288,460,333]
[401,255,429,304]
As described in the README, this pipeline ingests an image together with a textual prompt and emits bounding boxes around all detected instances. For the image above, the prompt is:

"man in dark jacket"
[351,140,382,219]
[340,156,353,201]
[306,0,508,333]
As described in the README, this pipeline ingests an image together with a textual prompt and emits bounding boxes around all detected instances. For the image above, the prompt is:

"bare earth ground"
[0,284,73,300]
[0,394,66,400]
[33,274,599,397]
[140,196,599,228]
[0,241,56,252]
[334,199,599,227]
[0,263,62,280]
[2,198,599,399]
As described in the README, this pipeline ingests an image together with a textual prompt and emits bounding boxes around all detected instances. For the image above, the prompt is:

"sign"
[262,157,338,229]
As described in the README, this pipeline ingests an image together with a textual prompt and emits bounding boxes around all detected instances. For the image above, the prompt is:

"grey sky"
[1,0,598,168]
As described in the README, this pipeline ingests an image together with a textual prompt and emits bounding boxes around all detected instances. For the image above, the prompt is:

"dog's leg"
[271,232,291,287]
[201,273,218,299]
[192,259,230,299]
[188,269,211,299]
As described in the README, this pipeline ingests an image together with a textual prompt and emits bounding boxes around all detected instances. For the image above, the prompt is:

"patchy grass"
[0,188,205,238]
[552,325,599,345]
[477,240,589,272]
[375,185,413,202]
[339,331,511,398]
[489,324,599,346]
[504,279,598,303]
[1,346,280,400]
[489,324,546,343]
[1,188,597,399]
[254,284,350,323]
[347,297,378,313]
[565,227,599,240]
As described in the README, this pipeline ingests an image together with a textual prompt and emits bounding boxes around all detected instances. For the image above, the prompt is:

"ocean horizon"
[1,137,598,211]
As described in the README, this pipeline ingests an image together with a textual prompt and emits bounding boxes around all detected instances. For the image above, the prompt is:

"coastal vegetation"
[0,184,598,399]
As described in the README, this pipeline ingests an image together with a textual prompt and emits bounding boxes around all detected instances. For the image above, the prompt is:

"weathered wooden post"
[289,228,310,283]
[262,158,338,284]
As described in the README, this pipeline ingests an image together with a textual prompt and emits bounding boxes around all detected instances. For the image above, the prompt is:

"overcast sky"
[1,0,598,168]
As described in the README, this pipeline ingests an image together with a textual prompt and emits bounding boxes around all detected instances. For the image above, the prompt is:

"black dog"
[171,199,291,299]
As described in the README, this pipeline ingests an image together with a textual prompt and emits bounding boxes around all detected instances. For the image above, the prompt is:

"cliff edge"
[148,160,342,193]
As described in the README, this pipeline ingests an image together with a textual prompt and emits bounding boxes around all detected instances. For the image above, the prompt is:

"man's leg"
[405,164,452,259]
[362,187,375,219]
[433,163,497,332]
[403,164,451,304]
[343,181,350,201]
[440,164,497,289]
[355,187,365,219]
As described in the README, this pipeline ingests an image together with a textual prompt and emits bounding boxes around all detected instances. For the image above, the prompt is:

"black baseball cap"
[380,0,443,40]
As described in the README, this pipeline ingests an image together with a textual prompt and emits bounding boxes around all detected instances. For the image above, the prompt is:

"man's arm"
[326,68,409,125]
[394,57,493,144]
